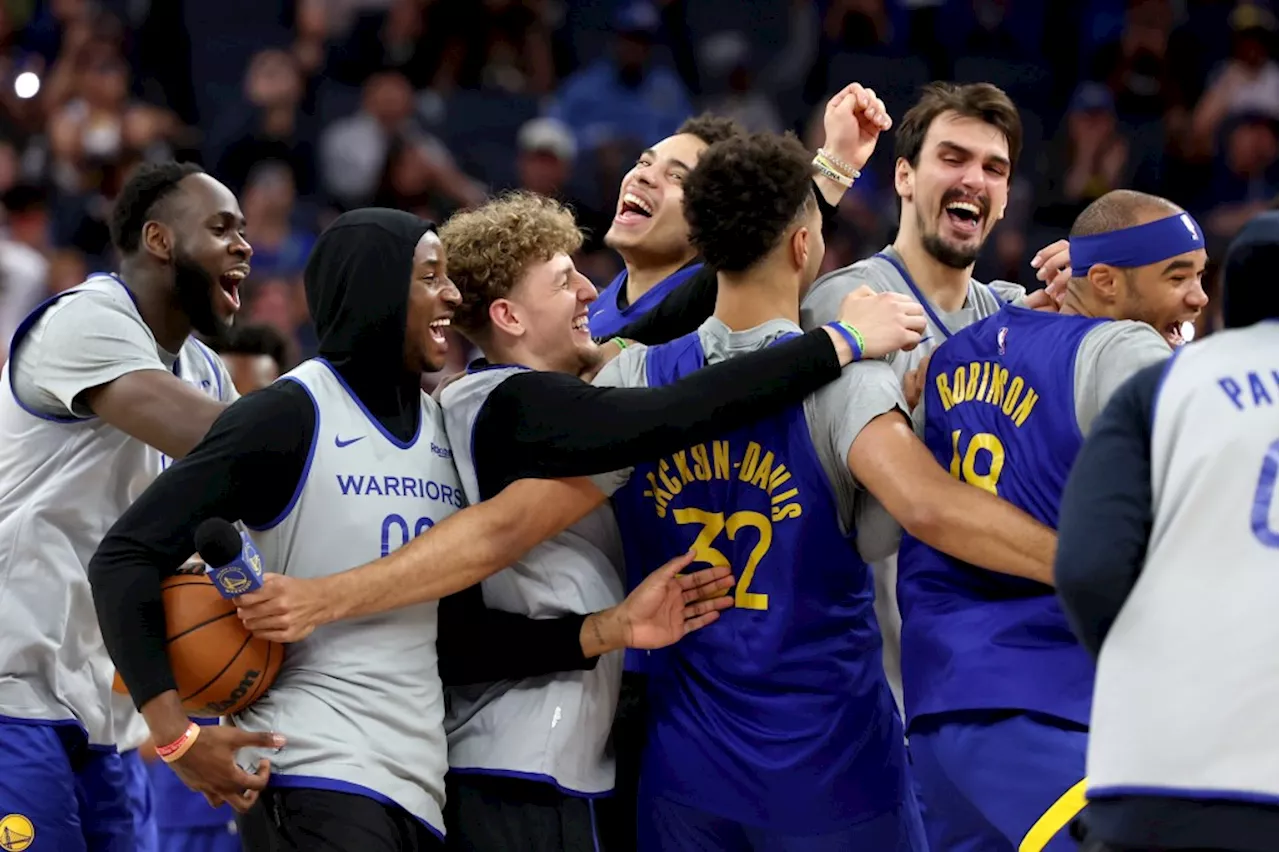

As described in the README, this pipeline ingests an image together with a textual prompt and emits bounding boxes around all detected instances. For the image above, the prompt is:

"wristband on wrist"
[826,321,865,362]
[610,337,628,350]
[817,148,862,180]
[157,722,201,763]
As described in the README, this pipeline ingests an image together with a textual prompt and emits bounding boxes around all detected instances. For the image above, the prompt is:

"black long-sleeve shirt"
[91,329,844,702]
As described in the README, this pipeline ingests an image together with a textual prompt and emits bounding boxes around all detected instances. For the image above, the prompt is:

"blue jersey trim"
[267,774,446,839]
[190,337,223,400]
[448,766,614,799]
[315,357,422,450]
[1088,784,1279,807]
[245,375,320,532]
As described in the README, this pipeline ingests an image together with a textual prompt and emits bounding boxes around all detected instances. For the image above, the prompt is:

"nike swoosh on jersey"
[335,435,365,448]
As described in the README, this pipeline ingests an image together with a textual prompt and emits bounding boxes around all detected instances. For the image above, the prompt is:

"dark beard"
[173,251,228,341]
[921,231,981,269]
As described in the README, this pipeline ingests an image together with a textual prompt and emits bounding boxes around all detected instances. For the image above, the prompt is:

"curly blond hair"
[440,191,585,338]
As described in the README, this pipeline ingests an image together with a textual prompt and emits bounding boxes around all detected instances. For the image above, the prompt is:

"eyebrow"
[638,149,692,173]
[938,140,1011,170]
[210,210,247,229]
[1161,258,1201,275]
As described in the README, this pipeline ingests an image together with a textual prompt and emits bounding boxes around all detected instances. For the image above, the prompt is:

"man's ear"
[141,221,173,263]
[488,298,523,338]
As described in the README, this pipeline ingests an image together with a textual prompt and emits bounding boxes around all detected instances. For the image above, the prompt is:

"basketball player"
[0,161,255,852]
[592,82,890,342]
[143,324,290,852]
[1057,211,1278,852]
[897,189,1208,852]
[585,131,1062,852]
[796,81,1049,707]
[90,205,831,850]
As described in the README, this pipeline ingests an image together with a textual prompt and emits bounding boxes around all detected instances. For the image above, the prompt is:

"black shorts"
[444,774,608,852]
[242,787,444,852]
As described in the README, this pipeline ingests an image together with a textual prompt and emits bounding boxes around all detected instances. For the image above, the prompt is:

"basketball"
[113,572,282,717]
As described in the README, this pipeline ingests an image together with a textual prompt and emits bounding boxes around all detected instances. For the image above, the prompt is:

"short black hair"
[1069,189,1180,239]
[2,184,46,216]
[109,160,205,255]
[683,131,815,273]
[213,322,291,373]
[675,113,744,147]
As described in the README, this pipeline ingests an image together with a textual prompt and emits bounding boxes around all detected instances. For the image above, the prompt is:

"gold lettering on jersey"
[642,439,804,521]
[935,360,1040,428]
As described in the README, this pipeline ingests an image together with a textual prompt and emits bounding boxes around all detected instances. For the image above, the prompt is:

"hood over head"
[304,207,436,437]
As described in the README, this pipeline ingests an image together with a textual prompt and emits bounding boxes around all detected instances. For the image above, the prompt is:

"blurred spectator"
[241,162,315,279]
[1190,4,1279,157]
[46,247,86,294]
[212,322,293,393]
[1036,82,1135,228]
[433,0,556,95]
[1199,111,1279,249]
[0,184,49,363]
[320,70,484,211]
[1089,0,1182,121]
[210,49,318,197]
[245,275,316,361]
[513,116,610,252]
[546,1,693,155]
[328,0,445,89]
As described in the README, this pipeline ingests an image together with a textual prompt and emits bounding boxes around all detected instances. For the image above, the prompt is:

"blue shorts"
[637,784,927,852]
[909,711,1088,852]
[119,749,158,852]
[156,825,241,852]
[0,720,135,851]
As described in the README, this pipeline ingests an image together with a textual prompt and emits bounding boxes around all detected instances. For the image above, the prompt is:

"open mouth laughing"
[218,265,249,311]
[942,198,985,237]
[615,189,655,226]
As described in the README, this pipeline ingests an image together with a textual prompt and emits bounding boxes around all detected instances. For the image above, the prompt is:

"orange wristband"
[156,722,200,763]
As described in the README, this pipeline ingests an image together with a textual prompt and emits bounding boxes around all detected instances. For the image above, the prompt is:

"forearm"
[490,328,849,484]
[324,478,604,622]
[814,174,847,208]
[908,481,1058,584]
[437,584,602,686]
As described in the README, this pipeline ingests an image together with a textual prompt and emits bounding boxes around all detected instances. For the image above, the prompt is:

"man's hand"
[903,353,931,412]
[831,286,928,361]
[823,82,893,177]
[236,573,332,643]
[581,551,735,656]
[167,724,283,813]
[1030,239,1071,303]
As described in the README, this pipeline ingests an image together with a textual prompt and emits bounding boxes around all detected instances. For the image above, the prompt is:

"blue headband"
[1070,212,1205,273]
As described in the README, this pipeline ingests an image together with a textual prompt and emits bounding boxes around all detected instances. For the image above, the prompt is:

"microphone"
[194,518,266,599]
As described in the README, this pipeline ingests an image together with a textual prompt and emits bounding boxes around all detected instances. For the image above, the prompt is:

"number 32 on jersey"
[674,507,772,611]
[950,429,1007,495]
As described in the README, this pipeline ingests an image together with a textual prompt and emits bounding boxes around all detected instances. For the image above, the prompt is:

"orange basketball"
[113,572,282,717]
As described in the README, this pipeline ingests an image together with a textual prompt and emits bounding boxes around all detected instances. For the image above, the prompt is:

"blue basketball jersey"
[898,305,1104,729]
[611,332,906,833]
[588,262,704,340]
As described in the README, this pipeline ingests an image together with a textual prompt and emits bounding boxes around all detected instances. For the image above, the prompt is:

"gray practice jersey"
[798,247,1021,706]
[1089,321,1279,802]
[439,367,625,795]
[0,274,235,747]
[593,317,908,551]
[237,359,464,836]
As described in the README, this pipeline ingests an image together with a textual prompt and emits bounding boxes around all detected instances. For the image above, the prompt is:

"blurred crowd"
[0,0,1275,374]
